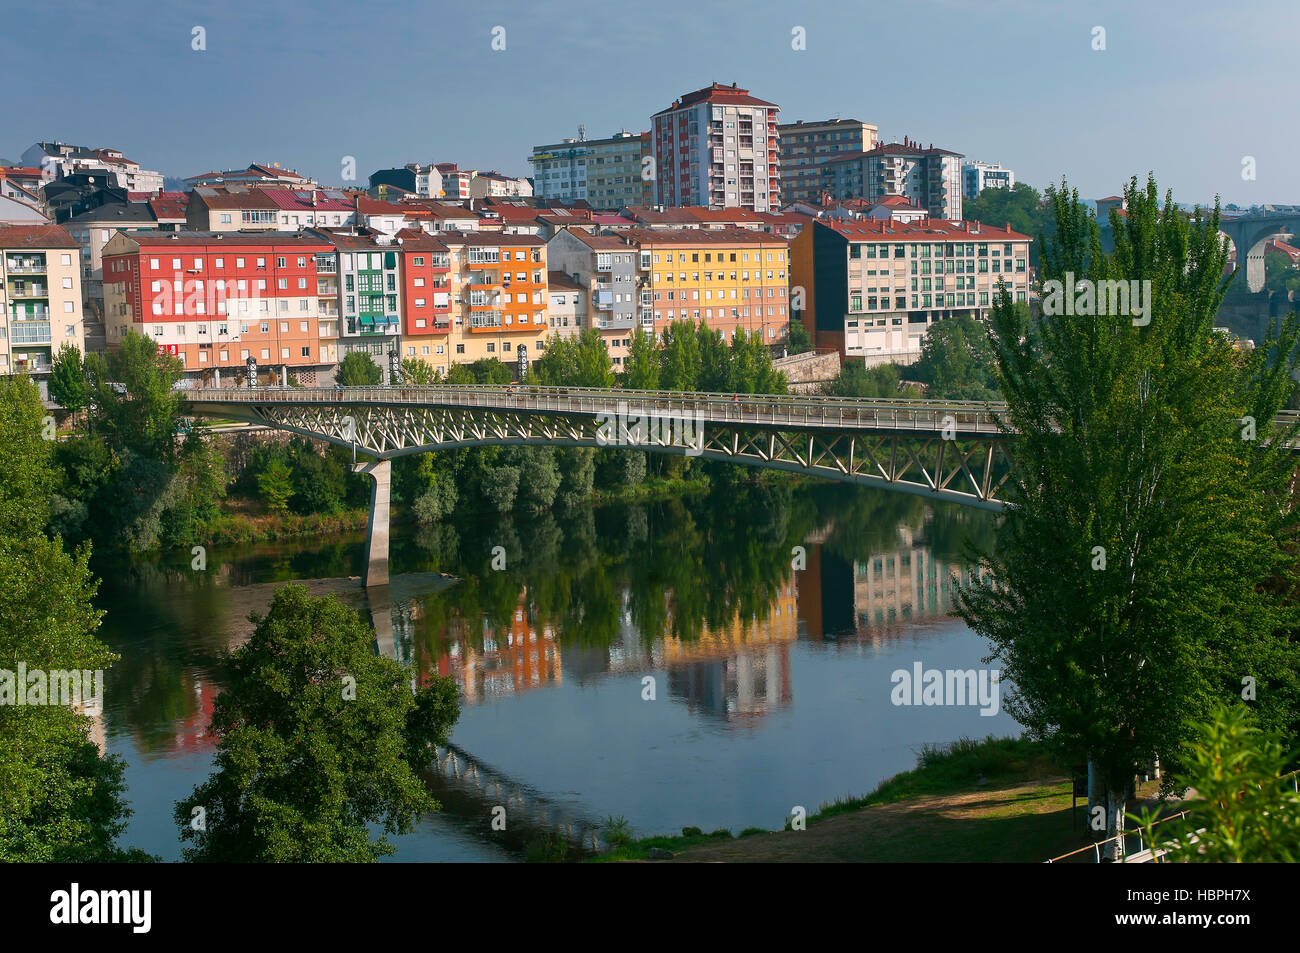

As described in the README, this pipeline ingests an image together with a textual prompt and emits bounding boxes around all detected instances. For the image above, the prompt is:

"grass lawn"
[597,736,1120,863]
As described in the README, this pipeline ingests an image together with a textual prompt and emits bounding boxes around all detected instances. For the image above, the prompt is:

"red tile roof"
[260,187,354,212]
[654,82,778,116]
[821,218,1031,243]
[624,226,788,246]
[547,271,585,292]
[0,223,78,248]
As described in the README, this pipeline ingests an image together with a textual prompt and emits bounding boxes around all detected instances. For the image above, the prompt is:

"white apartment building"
[962,161,1015,200]
[652,83,780,212]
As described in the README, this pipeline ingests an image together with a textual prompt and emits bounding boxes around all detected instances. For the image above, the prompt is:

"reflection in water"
[93,483,1008,860]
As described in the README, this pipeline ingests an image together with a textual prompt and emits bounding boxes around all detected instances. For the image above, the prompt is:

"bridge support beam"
[353,459,391,588]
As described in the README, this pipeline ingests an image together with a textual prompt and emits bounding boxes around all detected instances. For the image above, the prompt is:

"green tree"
[467,358,514,385]
[696,324,731,391]
[174,584,459,861]
[787,318,812,355]
[0,377,142,862]
[823,361,903,398]
[1134,704,1300,862]
[337,351,383,386]
[446,364,475,385]
[622,329,660,390]
[963,182,1053,264]
[572,328,614,388]
[956,176,1300,858]
[48,343,88,414]
[257,458,294,513]
[400,358,438,385]
[910,312,1000,400]
[660,320,701,391]
[85,330,184,461]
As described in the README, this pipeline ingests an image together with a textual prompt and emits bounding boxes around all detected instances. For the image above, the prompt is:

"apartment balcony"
[469,311,504,330]
[12,355,52,374]
[10,321,51,344]
[469,292,502,309]
[352,315,399,336]
[429,256,451,270]
[11,306,50,320]
[5,261,46,274]
[468,271,498,288]
[8,284,48,297]
[315,258,337,274]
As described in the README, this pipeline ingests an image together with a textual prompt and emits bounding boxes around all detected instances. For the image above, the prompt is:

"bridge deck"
[185,385,1010,436]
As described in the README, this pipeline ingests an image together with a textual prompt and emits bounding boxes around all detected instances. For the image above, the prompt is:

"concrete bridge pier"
[353,459,391,588]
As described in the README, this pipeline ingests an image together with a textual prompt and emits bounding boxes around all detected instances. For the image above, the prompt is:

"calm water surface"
[92,484,1015,861]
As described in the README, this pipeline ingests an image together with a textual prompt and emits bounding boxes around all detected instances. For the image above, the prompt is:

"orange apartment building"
[435,231,549,368]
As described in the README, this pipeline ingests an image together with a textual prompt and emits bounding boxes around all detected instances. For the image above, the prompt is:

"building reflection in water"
[797,523,984,649]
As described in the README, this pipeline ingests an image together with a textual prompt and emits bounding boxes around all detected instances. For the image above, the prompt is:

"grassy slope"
[598,736,1099,863]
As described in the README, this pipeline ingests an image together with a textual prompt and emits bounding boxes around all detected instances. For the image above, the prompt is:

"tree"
[910,312,1000,400]
[535,334,577,385]
[85,330,184,461]
[0,376,142,862]
[174,584,459,861]
[400,358,438,386]
[337,351,383,386]
[824,361,903,398]
[48,343,88,414]
[257,459,294,513]
[696,324,731,391]
[446,364,475,385]
[963,182,1054,264]
[572,328,614,388]
[956,176,1300,858]
[788,318,813,355]
[622,330,659,390]
[660,320,701,391]
[1134,704,1300,862]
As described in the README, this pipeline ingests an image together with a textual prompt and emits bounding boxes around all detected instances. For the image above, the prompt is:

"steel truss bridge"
[182,384,1299,587]
[188,384,1016,502]
[186,384,1016,586]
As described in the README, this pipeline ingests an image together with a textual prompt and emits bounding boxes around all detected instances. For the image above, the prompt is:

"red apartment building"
[102,231,338,384]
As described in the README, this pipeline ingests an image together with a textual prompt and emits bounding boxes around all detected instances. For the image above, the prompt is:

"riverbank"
[596,736,1096,863]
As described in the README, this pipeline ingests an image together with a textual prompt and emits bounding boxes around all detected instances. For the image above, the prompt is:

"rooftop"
[0,223,79,248]
[654,82,779,116]
[821,218,1032,243]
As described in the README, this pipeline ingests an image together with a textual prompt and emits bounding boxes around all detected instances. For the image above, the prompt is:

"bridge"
[184,384,1300,589]
[1219,207,1300,294]
[186,385,1015,586]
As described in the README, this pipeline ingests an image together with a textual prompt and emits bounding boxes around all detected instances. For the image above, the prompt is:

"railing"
[1045,769,1300,863]
[184,384,1300,443]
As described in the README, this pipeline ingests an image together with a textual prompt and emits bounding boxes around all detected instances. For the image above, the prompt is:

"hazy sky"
[3,0,1294,206]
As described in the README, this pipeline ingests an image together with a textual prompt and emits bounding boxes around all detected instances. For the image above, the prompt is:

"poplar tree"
[957,175,1300,858]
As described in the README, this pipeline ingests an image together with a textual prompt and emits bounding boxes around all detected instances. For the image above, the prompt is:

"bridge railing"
[185,384,1010,434]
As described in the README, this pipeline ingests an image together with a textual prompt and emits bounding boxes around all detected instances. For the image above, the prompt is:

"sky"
[2,0,1295,207]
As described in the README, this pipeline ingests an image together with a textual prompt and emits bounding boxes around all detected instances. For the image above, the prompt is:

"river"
[90,482,1016,861]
